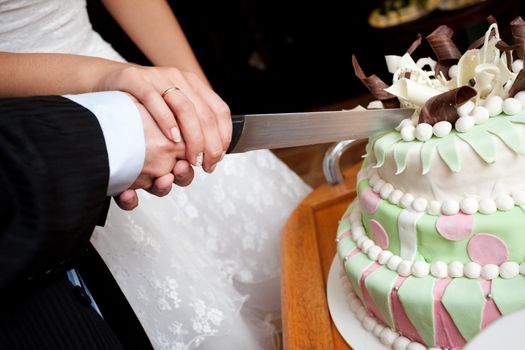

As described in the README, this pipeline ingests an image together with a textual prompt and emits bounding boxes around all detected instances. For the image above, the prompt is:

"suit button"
[45,269,53,274]
[72,286,92,307]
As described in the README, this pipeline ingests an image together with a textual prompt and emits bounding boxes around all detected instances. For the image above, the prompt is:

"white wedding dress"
[0,1,312,349]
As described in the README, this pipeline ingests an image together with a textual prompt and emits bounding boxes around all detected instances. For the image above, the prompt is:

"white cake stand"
[326,255,525,350]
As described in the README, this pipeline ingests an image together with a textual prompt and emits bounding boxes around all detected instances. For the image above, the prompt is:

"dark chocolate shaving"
[426,25,462,80]
[509,70,525,97]
[352,55,400,109]
[418,86,477,125]
[467,16,497,50]
[511,16,525,59]
[406,34,422,55]
[496,40,520,71]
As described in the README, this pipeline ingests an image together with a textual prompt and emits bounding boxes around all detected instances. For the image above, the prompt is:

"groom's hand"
[116,101,195,210]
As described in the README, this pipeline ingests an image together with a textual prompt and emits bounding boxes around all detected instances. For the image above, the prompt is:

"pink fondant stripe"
[479,280,502,329]
[337,230,352,241]
[391,276,425,345]
[434,279,466,349]
[344,247,361,261]
[359,262,387,326]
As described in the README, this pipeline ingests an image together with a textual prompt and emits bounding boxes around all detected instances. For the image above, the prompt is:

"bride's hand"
[97,64,232,173]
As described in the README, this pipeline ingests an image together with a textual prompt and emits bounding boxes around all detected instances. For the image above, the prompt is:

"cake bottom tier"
[337,202,525,350]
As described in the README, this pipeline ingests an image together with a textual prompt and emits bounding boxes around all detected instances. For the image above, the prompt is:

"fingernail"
[171,127,182,143]
[194,152,203,167]
[220,151,226,161]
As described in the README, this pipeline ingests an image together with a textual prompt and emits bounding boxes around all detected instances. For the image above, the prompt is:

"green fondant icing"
[373,132,401,168]
[398,276,436,347]
[457,128,496,163]
[487,120,525,155]
[337,238,357,260]
[394,141,418,174]
[492,276,525,315]
[437,135,461,173]
[358,180,402,256]
[337,218,352,235]
[441,278,485,341]
[344,253,374,304]
[420,137,441,175]
[474,207,525,262]
[364,266,397,328]
[508,113,525,124]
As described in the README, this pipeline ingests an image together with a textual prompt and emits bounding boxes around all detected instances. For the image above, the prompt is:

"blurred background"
[87,0,525,186]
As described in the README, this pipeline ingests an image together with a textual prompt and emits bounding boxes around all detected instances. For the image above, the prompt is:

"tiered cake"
[337,18,525,350]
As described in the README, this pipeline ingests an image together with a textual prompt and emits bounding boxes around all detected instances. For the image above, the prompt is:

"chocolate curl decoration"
[510,16,525,59]
[406,34,422,55]
[496,40,520,71]
[352,55,400,109]
[509,70,525,97]
[468,16,498,50]
[426,25,462,80]
[419,86,477,125]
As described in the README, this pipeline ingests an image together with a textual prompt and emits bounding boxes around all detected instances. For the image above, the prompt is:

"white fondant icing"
[485,95,503,116]
[432,121,452,138]
[455,116,475,133]
[512,191,525,206]
[368,245,382,261]
[472,106,490,124]
[431,261,449,278]
[363,315,377,331]
[412,197,428,212]
[520,262,525,275]
[406,343,427,350]
[441,200,460,215]
[360,239,374,253]
[387,255,403,271]
[457,100,475,117]
[353,226,366,240]
[397,210,423,261]
[512,59,524,73]
[449,261,464,278]
[401,125,416,142]
[400,193,415,209]
[515,91,525,104]
[461,197,479,214]
[412,260,430,277]
[369,174,380,186]
[373,179,386,193]
[500,261,519,279]
[379,328,398,346]
[356,235,368,247]
[356,306,367,321]
[389,190,404,205]
[380,183,395,199]
[479,198,497,214]
[397,260,413,277]
[393,336,411,350]
[373,323,385,337]
[481,264,500,280]
[428,201,442,215]
[415,123,433,141]
[378,250,394,265]
[495,195,514,211]
[464,262,482,278]
[503,97,522,116]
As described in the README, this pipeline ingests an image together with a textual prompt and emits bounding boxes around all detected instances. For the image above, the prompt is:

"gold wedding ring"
[161,86,179,98]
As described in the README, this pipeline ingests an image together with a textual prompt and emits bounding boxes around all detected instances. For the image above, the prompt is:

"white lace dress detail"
[0,1,312,349]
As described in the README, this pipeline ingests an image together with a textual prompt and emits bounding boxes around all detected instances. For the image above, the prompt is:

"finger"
[162,88,204,166]
[115,189,139,210]
[173,160,195,187]
[185,73,232,152]
[148,173,174,197]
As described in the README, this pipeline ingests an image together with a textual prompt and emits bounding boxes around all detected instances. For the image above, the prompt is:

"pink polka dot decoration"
[370,219,389,250]
[468,233,509,265]
[361,188,381,214]
[436,213,474,241]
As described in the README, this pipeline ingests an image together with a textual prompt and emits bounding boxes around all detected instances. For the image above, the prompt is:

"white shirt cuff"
[64,91,145,196]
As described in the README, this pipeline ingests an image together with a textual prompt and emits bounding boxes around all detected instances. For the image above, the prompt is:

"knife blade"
[227,108,414,153]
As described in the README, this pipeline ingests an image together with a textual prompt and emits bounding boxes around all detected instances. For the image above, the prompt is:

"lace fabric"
[0,1,312,348]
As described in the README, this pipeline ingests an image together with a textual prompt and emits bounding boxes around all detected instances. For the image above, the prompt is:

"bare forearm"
[101,0,209,85]
[0,52,125,97]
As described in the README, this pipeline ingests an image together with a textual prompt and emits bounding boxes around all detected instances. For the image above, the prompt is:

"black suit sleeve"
[0,96,110,289]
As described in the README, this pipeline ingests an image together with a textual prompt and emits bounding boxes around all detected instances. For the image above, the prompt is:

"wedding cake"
[337,17,525,350]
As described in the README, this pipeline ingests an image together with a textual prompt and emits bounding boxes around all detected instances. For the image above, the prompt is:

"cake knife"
[227,108,414,153]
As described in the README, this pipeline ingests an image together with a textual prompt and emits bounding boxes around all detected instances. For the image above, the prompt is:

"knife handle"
[226,115,245,154]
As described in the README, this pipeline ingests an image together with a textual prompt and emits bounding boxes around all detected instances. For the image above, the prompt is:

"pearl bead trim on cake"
[365,167,525,216]
[339,204,524,280]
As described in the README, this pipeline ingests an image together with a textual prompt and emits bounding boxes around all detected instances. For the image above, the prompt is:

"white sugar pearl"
[464,262,481,278]
[500,262,519,279]
[457,100,475,117]
[387,255,403,271]
[512,59,524,73]
[412,198,428,212]
[485,96,503,117]
[461,197,479,214]
[363,315,377,331]
[378,250,394,265]
[350,207,361,222]
[353,226,365,240]
[513,191,525,206]
[431,261,449,278]
[389,190,404,205]
[481,264,500,280]
[412,260,430,277]
[479,198,497,214]
[379,328,398,346]
[442,200,460,215]
[397,118,414,131]
[369,174,380,186]
[393,336,411,350]
[397,260,413,277]
[350,298,361,312]
[455,116,475,133]
[407,342,427,350]
[472,106,490,124]
[360,239,374,253]
[520,262,525,275]
[448,64,459,79]
[373,179,386,193]
[400,193,415,209]
[515,91,525,104]
[373,324,385,337]
[356,236,368,248]
[380,183,394,199]
[496,195,515,211]
[428,200,442,215]
[449,261,464,278]
[401,125,416,141]
[433,121,452,138]
[503,97,522,115]
[368,245,382,261]
[415,123,433,141]
[356,307,367,321]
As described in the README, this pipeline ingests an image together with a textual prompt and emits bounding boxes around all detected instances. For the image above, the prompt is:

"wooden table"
[280,160,363,349]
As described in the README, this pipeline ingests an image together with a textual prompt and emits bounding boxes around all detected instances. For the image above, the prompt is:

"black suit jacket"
[0,96,151,349]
